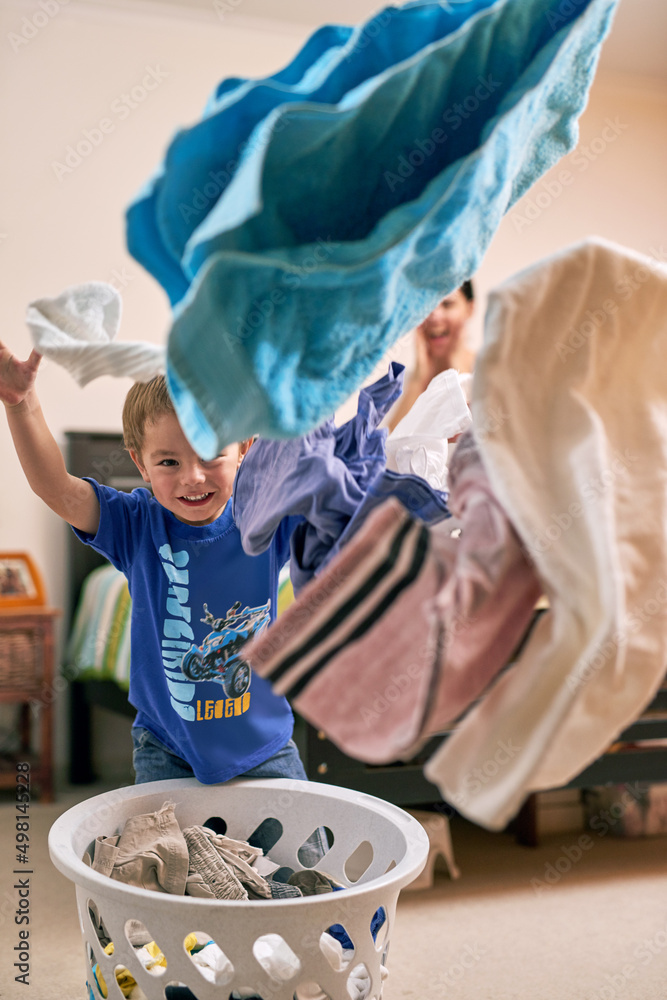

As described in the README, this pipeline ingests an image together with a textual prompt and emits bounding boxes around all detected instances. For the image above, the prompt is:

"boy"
[0,340,307,787]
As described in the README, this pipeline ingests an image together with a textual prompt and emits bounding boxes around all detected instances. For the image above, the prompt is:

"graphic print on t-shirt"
[180,599,271,698]
[79,490,293,770]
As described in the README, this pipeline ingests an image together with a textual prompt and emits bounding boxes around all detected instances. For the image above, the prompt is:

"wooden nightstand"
[0,607,61,802]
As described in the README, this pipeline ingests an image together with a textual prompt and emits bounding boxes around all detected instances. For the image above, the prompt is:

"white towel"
[26,281,165,385]
[386,368,472,490]
[426,236,667,829]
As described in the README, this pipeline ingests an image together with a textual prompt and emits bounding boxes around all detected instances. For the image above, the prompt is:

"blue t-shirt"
[73,481,295,783]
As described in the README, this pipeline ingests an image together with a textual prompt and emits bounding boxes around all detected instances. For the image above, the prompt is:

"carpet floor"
[1,783,666,1000]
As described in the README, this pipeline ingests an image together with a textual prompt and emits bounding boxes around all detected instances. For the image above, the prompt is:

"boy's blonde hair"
[122,375,175,456]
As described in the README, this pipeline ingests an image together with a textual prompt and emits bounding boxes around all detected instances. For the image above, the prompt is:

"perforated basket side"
[49,778,430,1000]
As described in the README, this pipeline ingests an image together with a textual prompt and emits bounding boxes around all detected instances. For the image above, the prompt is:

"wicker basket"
[0,627,43,690]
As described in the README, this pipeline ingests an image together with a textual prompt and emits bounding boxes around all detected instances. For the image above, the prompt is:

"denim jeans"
[131,727,326,864]
[131,726,308,783]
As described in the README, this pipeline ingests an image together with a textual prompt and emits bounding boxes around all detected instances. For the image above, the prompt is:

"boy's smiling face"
[130,411,247,525]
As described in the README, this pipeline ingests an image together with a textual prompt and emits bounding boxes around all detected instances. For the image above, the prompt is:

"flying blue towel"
[127,0,500,305]
[126,0,619,457]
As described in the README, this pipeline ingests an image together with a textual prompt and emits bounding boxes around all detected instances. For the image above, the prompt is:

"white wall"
[365,74,667,402]
[0,0,311,777]
[1,0,666,782]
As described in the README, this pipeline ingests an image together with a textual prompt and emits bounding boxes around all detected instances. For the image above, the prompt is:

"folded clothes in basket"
[86,801,297,901]
[87,800,388,999]
[86,800,190,895]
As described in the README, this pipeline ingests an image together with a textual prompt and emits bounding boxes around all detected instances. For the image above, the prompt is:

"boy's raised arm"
[1,340,100,534]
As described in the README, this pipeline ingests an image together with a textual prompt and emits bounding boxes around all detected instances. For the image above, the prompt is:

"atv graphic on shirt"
[180,600,271,698]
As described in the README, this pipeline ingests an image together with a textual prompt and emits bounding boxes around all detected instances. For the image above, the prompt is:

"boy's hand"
[2,340,100,533]
[0,341,42,407]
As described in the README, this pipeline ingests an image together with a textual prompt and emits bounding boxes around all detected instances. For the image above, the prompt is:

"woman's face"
[417,289,474,368]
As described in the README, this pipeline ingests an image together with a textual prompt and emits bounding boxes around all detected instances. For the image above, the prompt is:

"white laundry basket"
[49,777,429,1000]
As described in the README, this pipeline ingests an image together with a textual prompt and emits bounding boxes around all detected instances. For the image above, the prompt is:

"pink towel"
[245,431,541,764]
